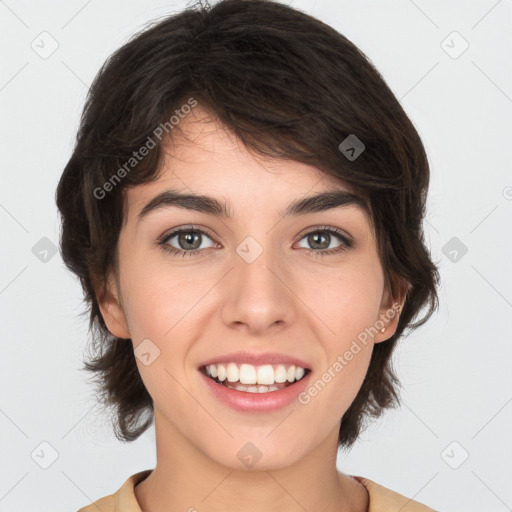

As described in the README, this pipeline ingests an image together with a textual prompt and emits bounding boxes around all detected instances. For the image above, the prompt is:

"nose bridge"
[221,232,294,332]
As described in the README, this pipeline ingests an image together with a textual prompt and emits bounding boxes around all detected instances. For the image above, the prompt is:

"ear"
[92,270,131,339]
[373,278,409,344]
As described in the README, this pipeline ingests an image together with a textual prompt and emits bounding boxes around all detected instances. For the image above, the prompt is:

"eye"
[157,225,353,258]
[296,226,353,257]
[158,226,217,257]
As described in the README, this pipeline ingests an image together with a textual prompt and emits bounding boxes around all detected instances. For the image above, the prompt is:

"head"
[56,0,440,465]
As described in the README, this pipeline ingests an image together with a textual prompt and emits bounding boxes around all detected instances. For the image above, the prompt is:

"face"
[98,106,402,470]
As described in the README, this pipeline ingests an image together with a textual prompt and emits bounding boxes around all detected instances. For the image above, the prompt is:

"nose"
[221,241,296,335]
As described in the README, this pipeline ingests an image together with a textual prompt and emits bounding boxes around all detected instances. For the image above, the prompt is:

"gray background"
[1,0,511,510]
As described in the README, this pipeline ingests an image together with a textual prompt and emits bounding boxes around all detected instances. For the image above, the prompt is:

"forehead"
[123,106,370,224]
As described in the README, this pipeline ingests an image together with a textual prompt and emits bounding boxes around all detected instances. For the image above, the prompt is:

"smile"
[201,362,310,393]
[197,351,313,412]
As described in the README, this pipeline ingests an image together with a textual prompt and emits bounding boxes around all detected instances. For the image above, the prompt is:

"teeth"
[224,382,281,393]
[274,365,288,383]
[240,364,257,384]
[256,365,273,385]
[226,363,239,383]
[205,362,308,385]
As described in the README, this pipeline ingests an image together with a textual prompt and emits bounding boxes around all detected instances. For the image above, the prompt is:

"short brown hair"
[56,0,440,448]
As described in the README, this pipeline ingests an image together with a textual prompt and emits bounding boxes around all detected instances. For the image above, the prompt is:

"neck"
[134,408,368,512]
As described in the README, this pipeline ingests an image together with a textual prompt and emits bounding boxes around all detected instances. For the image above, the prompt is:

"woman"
[56,1,440,510]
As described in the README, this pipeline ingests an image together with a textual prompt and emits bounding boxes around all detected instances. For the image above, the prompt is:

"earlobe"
[373,304,401,344]
[374,281,408,344]
[92,271,131,339]
[373,306,400,344]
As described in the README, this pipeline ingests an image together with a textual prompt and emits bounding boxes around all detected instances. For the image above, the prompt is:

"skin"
[97,106,405,512]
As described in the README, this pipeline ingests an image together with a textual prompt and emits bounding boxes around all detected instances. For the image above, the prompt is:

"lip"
[198,368,313,413]
[198,351,311,370]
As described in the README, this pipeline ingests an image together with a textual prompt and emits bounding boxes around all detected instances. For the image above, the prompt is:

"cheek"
[296,266,383,412]
[297,303,376,433]
[120,268,196,408]
[118,258,217,390]
[304,262,384,341]
[119,256,205,342]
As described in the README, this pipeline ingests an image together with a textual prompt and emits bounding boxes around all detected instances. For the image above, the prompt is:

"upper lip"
[199,351,312,370]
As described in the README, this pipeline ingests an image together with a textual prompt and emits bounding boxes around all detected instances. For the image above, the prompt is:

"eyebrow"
[137,188,369,222]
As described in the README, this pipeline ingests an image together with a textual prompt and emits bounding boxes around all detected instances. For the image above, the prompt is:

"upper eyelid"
[160,225,217,243]
[297,225,351,239]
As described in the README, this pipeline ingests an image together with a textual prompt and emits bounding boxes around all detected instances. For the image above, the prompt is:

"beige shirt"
[77,470,438,511]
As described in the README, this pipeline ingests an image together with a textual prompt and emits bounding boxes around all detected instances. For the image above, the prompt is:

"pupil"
[180,232,200,249]
[310,232,328,249]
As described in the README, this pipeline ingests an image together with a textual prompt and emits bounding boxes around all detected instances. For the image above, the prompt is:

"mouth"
[199,362,312,394]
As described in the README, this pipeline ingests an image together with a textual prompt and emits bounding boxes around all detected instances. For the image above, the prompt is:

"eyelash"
[157,224,353,258]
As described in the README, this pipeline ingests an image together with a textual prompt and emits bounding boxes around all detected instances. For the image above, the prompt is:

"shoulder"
[354,476,439,511]
[77,494,115,512]
[76,470,438,512]
[76,469,152,512]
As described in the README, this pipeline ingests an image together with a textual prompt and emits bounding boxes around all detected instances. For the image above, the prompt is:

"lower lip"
[198,370,312,413]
